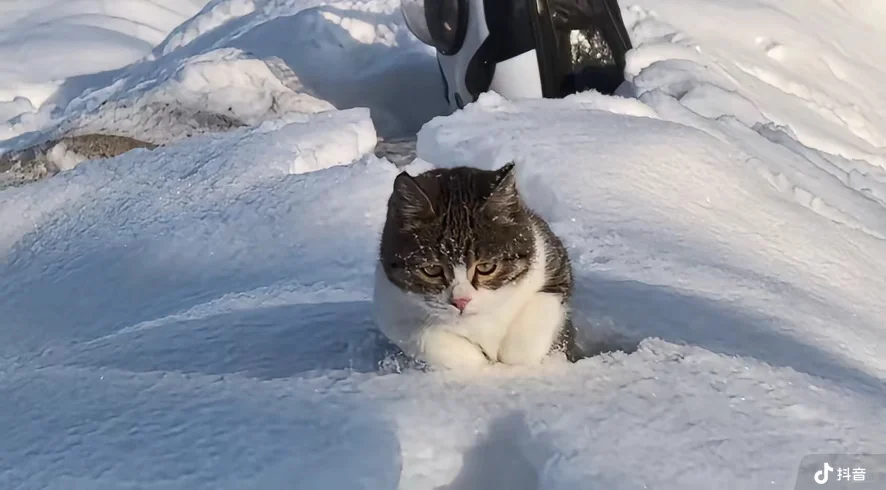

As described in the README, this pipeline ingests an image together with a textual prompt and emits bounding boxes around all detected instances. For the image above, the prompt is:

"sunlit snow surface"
[1,0,885,489]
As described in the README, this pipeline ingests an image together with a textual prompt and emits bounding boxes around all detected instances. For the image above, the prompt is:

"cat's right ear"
[391,172,435,220]
[482,162,520,215]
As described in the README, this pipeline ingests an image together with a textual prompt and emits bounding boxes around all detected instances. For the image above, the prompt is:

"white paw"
[497,293,566,366]
[420,330,490,370]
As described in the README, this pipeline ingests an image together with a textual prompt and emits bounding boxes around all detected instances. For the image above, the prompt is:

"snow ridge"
[2,0,886,489]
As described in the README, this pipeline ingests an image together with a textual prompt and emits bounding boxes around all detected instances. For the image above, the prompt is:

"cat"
[372,162,582,369]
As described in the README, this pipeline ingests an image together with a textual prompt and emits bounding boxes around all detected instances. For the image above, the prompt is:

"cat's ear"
[493,162,517,191]
[483,162,520,213]
[391,171,435,220]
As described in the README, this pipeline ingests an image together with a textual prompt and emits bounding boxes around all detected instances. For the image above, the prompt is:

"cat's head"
[379,163,536,315]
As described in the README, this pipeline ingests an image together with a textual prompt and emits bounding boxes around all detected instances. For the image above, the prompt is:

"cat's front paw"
[419,330,491,370]
[497,292,567,366]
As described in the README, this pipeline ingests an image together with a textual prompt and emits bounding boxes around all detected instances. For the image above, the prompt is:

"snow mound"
[621,1,886,211]
[152,0,448,136]
[0,107,377,269]
[0,0,211,117]
[4,49,335,153]
[0,0,447,152]
[419,91,886,386]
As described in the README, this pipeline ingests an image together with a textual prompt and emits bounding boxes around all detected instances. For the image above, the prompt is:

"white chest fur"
[372,226,568,369]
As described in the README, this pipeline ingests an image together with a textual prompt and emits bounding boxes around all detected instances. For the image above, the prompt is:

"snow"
[2,0,886,489]
[0,0,447,149]
[0,1,211,126]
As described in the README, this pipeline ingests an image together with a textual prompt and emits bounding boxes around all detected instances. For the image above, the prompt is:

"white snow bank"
[0,107,376,264]
[621,0,886,175]
[0,0,447,147]
[31,49,337,147]
[149,0,449,136]
[0,0,211,108]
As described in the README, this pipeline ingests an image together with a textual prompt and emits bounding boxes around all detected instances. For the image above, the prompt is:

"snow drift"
[0,0,448,153]
[0,0,212,139]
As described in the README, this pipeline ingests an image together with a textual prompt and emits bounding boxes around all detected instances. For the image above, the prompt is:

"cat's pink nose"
[451,297,472,312]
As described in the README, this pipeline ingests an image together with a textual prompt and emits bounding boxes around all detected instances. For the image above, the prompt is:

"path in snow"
[2,0,886,489]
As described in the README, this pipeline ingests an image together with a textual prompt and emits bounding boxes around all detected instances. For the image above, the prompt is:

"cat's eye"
[419,264,444,277]
[475,262,497,275]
